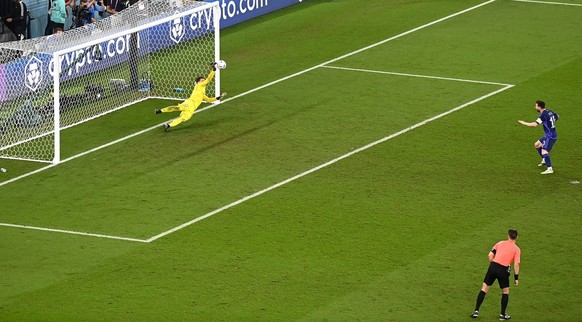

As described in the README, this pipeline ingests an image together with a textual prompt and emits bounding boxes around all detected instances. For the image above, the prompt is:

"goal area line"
[0,0,497,188]
[321,66,513,87]
[146,84,514,243]
[0,0,505,242]
[0,222,148,243]
[0,82,514,243]
[512,0,582,7]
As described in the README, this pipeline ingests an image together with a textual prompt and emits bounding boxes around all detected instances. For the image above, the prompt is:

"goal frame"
[1,0,221,165]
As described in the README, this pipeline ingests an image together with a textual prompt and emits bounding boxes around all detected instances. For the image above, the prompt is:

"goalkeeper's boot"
[154,109,162,114]
[163,124,170,132]
[541,167,554,175]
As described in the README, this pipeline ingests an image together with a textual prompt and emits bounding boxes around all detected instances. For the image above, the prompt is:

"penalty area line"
[0,0,501,241]
[146,84,515,243]
[1,0,495,188]
[0,222,149,243]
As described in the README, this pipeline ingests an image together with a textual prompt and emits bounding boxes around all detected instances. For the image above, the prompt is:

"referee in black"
[470,229,521,320]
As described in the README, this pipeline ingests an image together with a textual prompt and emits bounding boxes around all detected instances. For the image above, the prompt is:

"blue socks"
[542,154,552,167]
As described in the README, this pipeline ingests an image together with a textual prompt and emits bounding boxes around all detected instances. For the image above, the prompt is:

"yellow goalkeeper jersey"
[187,70,216,105]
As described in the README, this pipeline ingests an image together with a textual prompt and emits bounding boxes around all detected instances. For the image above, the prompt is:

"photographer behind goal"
[72,0,96,28]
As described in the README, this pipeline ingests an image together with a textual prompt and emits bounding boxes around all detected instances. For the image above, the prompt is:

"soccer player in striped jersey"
[471,229,521,320]
[518,100,559,174]
[155,62,227,131]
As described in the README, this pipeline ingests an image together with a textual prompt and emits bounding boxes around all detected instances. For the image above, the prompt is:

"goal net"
[0,0,220,164]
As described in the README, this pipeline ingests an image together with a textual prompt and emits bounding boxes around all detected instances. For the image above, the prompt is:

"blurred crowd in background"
[0,0,132,41]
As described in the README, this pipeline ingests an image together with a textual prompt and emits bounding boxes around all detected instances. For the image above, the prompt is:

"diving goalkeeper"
[155,62,227,131]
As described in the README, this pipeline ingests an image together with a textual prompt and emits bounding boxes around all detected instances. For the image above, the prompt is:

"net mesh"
[0,0,218,163]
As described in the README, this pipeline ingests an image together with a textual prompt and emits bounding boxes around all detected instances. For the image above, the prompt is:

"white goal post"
[0,0,221,164]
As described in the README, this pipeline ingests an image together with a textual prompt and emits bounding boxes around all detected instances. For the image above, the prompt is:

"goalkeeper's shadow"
[165,100,322,160]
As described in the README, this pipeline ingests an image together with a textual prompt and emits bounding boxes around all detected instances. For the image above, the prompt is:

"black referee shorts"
[483,261,511,289]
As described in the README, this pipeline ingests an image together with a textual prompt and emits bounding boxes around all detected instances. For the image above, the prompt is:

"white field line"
[0,222,148,243]
[0,0,495,188]
[322,66,513,87]
[0,122,163,188]
[146,84,515,243]
[0,0,499,241]
[512,0,582,6]
[0,82,514,243]
[218,0,497,104]
[0,97,152,154]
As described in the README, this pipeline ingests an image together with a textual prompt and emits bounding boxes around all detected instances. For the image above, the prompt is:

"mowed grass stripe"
[0,1,580,320]
[0,0,496,186]
[0,70,502,238]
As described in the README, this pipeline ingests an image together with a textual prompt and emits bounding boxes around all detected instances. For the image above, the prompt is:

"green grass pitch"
[1,0,581,320]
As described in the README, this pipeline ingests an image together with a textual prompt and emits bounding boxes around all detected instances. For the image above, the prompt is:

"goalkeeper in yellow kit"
[155,62,227,131]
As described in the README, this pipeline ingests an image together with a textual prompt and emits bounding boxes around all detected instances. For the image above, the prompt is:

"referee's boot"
[470,311,479,318]
[499,313,511,320]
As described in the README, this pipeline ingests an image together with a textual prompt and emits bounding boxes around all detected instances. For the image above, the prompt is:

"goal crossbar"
[53,2,218,57]
[0,0,221,164]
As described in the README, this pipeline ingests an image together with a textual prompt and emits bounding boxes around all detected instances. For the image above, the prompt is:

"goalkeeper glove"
[210,62,217,71]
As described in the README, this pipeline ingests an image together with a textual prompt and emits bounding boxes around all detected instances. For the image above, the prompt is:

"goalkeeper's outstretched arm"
[203,92,227,103]
[199,62,218,85]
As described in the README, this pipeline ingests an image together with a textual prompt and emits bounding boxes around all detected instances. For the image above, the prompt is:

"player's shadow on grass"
[164,101,323,164]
